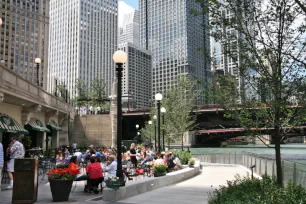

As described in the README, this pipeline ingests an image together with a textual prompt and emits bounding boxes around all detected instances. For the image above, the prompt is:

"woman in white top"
[104,155,117,180]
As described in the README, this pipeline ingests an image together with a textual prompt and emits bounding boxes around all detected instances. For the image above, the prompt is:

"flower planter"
[49,179,73,202]
[105,180,125,189]
[154,171,167,177]
[189,165,195,168]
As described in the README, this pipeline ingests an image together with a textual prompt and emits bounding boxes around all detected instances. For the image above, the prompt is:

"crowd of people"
[54,142,182,193]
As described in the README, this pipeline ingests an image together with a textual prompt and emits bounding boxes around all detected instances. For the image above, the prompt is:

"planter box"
[49,180,73,202]
[154,171,167,177]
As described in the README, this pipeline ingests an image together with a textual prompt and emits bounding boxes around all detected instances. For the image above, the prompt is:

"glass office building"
[140,0,211,103]
[48,0,118,98]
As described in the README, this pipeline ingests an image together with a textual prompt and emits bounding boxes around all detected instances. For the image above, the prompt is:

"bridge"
[121,106,306,146]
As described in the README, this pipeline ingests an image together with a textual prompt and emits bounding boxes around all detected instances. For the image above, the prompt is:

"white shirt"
[104,161,117,180]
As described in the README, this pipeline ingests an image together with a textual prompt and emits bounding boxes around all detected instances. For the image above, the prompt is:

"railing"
[193,152,306,188]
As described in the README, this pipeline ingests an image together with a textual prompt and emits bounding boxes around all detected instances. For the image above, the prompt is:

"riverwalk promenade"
[0,164,257,204]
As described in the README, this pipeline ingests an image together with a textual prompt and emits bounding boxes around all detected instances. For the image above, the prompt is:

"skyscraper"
[118,42,152,109]
[0,0,49,89]
[139,0,211,102]
[48,0,118,99]
[118,10,140,46]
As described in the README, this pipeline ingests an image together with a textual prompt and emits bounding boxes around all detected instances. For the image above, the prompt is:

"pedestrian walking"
[6,137,25,189]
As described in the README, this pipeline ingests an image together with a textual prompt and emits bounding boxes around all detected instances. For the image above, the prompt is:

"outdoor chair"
[87,178,104,194]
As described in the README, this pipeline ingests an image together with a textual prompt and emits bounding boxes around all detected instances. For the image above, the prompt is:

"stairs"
[71,114,112,148]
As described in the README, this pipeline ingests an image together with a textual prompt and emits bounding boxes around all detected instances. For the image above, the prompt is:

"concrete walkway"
[0,164,256,204]
[111,164,256,204]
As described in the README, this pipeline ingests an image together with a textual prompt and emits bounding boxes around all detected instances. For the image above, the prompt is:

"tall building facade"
[48,0,118,98]
[118,10,139,46]
[0,0,49,89]
[118,42,152,109]
[139,0,211,102]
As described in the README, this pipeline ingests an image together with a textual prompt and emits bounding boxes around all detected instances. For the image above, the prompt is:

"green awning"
[25,118,51,133]
[0,113,29,135]
[47,120,61,131]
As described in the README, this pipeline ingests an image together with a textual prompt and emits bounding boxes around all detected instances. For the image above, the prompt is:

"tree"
[73,79,89,107]
[162,76,199,150]
[55,83,68,102]
[194,0,306,185]
[89,78,108,108]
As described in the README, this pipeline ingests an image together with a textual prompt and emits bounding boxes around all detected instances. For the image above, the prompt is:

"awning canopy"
[0,113,29,135]
[25,118,50,133]
[47,120,61,131]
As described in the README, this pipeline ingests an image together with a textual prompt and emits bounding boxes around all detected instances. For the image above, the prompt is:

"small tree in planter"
[154,164,168,177]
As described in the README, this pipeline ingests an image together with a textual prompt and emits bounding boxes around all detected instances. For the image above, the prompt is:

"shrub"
[176,151,192,165]
[154,164,168,174]
[209,175,306,204]
[188,158,196,166]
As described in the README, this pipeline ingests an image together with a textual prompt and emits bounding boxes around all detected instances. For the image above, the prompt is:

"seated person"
[141,154,151,167]
[154,153,165,165]
[173,154,182,170]
[56,150,68,166]
[122,153,128,165]
[103,155,117,180]
[74,149,83,163]
[68,156,88,181]
[86,156,104,192]
[166,153,176,171]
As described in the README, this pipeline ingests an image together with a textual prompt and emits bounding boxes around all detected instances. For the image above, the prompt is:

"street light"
[35,58,41,86]
[136,124,140,143]
[148,120,152,142]
[155,93,163,153]
[113,50,127,186]
[161,107,166,151]
[153,115,157,151]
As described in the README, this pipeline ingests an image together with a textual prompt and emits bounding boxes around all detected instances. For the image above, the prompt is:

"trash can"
[12,158,38,204]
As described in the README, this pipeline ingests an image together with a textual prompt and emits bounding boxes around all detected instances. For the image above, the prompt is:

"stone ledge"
[103,162,200,202]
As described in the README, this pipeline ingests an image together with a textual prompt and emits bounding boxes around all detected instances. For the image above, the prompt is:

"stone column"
[110,81,117,148]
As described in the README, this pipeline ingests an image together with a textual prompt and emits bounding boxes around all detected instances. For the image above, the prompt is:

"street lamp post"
[113,50,127,186]
[153,115,157,151]
[137,131,141,144]
[161,107,166,151]
[136,124,139,143]
[155,93,163,153]
[35,58,41,86]
[148,120,152,143]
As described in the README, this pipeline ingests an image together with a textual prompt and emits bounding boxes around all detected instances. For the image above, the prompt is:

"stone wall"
[70,114,112,148]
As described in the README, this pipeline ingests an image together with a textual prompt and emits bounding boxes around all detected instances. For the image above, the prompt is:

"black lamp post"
[54,78,58,97]
[153,115,157,151]
[35,58,41,86]
[155,93,162,153]
[161,107,166,151]
[113,50,127,186]
[148,120,152,143]
[136,124,139,143]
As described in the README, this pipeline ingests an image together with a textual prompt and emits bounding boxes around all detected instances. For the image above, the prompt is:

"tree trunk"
[181,133,184,151]
[274,130,283,185]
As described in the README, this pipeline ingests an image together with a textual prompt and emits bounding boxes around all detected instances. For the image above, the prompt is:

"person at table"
[104,155,117,180]
[74,149,82,163]
[56,149,68,165]
[69,156,88,180]
[129,143,137,167]
[86,156,104,193]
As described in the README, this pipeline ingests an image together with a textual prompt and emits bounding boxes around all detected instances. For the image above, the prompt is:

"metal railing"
[193,152,306,188]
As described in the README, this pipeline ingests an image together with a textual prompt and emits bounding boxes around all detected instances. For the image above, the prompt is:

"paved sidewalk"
[111,164,257,204]
[0,164,256,204]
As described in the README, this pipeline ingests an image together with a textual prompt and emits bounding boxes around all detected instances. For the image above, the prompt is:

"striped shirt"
[0,143,4,166]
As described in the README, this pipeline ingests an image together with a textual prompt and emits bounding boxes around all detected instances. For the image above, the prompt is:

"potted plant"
[188,158,196,168]
[105,177,125,189]
[154,164,167,177]
[46,167,80,202]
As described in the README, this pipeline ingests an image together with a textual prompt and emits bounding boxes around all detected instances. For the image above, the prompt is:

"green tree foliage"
[73,79,89,107]
[89,78,108,108]
[162,77,199,150]
[194,0,306,185]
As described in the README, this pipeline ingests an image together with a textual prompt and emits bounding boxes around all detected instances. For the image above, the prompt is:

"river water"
[190,143,306,163]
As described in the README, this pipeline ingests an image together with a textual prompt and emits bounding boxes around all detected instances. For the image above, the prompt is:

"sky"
[119,0,138,9]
